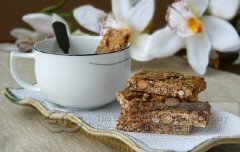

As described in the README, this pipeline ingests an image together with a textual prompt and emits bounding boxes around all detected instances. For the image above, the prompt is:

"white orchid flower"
[0,13,83,52]
[144,0,240,75]
[73,0,155,61]
[209,0,240,65]
[209,0,240,20]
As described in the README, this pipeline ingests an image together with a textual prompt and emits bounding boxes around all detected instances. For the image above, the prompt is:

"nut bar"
[127,70,206,99]
[117,90,191,113]
[116,113,192,135]
[96,28,130,54]
[116,91,211,128]
[120,106,211,128]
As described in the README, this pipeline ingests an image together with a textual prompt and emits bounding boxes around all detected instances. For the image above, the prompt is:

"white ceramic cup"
[10,36,131,109]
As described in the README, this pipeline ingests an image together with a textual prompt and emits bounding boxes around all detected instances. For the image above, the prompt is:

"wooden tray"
[2,88,240,152]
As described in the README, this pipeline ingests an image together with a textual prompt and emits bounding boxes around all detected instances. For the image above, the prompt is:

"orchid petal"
[186,31,211,75]
[203,16,240,52]
[127,0,155,32]
[167,0,196,37]
[187,0,209,17]
[22,13,53,35]
[10,28,37,39]
[52,13,70,35]
[111,0,131,21]
[209,0,240,20]
[100,14,128,34]
[0,43,19,51]
[145,27,185,58]
[131,34,154,61]
[73,5,106,33]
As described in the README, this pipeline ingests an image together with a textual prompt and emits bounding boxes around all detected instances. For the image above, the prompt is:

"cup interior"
[33,36,102,55]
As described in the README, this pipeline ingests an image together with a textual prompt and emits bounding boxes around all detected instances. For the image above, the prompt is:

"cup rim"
[33,36,131,56]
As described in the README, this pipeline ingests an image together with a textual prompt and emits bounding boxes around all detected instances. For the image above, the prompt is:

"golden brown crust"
[128,70,206,99]
[96,28,130,54]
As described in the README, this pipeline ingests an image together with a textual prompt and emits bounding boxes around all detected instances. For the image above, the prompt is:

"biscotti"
[128,70,206,99]
[96,28,130,54]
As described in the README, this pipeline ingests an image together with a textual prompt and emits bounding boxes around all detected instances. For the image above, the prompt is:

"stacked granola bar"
[116,70,211,135]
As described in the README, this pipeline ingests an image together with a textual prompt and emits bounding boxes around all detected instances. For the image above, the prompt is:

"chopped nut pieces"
[116,70,211,135]
[137,80,148,89]
[128,70,206,99]
[165,98,180,107]
[96,28,130,54]
[117,90,211,127]
[117,118,192,135]
[117,90,187,113]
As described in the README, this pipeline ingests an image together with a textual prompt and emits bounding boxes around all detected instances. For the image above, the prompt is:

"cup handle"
[10,52,40,91]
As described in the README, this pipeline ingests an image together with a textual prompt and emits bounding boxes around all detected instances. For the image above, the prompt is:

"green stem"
[59,12,73,18]
[67,21,76,33]
[41,0,68,14]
